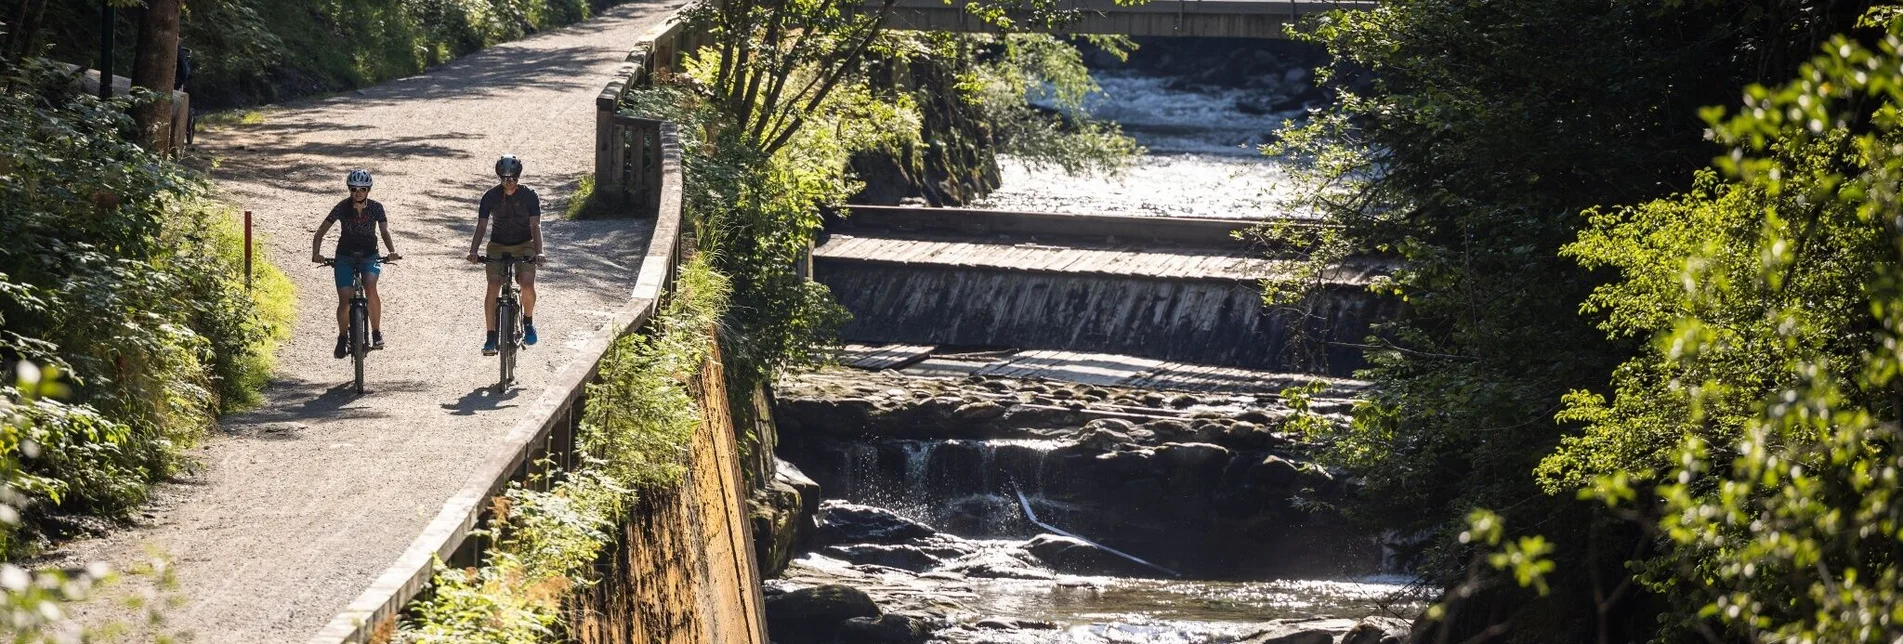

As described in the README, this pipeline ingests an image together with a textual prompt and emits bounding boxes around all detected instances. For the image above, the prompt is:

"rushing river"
[778,433,1426,643]
[974,65,1320,220]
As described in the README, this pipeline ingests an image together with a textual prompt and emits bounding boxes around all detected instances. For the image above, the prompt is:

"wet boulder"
[839,613,932,644]
[821,543,945,572]
[1022,533,1156,577]
[1077,420,1135,451]
[1341,617,1410,644]
[944,549,1053,580]
[765,584,881,644]
[751,459,824,577]
[1142,419,1196,442]
[1248,455,1302,488]
[817,501,937,545]
[1155,442,1232,470]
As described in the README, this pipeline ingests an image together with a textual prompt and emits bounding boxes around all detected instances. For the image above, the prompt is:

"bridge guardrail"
[309,28,688,644]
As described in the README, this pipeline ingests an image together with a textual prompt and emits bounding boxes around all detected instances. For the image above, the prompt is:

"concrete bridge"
[871,0,1378,39]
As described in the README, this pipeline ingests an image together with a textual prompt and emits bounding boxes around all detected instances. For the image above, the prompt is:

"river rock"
[945,549,1053,580]
[821,543,945,572]
[1341,616,1411,644]
[954,401,1008,421]
[972,616,1059,630]
[1249,455,1302,487]
[765,584,881,644]
[1022,533,1154,577]
[1077,424,1133,452]
[1155,442,1231,469]
[838,613,931,644]
[818,501,936,545]
[751,459,823,577]
[1240,629,1334,644]
[1143,419,1195,442]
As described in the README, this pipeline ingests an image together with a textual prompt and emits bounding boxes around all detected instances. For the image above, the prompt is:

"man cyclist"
[465,154,543,356]
[312,169,401,358]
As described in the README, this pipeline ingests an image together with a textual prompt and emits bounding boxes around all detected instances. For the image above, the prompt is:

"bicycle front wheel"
[497,301,516,388]
[350,305,368,394]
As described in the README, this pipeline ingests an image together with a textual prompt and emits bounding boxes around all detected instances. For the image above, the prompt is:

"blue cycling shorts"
[332,255,382,288]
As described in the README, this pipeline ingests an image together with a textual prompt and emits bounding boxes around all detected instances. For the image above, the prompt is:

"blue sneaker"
[482,331,498,356]
[523,323,538,346]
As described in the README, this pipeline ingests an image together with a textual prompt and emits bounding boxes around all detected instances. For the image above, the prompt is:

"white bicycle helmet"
[346,169,373,189]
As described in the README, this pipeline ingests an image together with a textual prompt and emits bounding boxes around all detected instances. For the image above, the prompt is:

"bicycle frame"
[483,254,535,391]
[323,252,390,394]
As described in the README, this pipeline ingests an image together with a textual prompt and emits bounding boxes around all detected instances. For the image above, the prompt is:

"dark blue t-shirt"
[478,185,540,245]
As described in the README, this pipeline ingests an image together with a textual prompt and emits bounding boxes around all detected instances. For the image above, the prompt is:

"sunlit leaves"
[1553,10,1903,641]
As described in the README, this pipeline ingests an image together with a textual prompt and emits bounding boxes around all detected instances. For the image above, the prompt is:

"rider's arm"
[467,218,487,262]
[311,216,335,262]
[378,218,400,260]
[469,190,492,263]
[530,216,543,257]
[528,189,543,257]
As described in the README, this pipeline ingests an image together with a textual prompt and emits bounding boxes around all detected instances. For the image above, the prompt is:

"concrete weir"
[816,207,1395,376]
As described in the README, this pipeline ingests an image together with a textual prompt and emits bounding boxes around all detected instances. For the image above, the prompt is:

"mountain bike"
[481,253,536,392]
[321,252,395,394]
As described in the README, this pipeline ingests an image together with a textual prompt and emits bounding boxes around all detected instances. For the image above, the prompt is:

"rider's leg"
[335,287,353,333]
[484,277,503,331]
[516,263,536,319]
[365,273,382,332]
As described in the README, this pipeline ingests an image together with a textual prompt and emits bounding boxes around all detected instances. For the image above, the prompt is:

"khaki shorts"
[485,242,537,281]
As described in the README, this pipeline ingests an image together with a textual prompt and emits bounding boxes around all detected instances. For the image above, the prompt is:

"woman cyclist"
[312,169,402,358]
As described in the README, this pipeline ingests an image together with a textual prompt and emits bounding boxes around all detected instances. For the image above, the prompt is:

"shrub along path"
[47,2,686,640]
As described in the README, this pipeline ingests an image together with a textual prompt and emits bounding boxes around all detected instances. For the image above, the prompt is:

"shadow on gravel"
[231,379,433,426]
[442,385,522,416]
[324,46,611,108]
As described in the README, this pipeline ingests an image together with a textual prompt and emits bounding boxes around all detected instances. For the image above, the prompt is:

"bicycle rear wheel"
[350,304,368,394]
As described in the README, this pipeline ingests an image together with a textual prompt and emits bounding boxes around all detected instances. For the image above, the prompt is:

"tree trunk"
[130,0,181,153]
[4,0,51,62]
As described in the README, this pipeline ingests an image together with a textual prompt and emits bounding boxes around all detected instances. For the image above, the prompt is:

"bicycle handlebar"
[477,255,537,264]
[317,254,400,266]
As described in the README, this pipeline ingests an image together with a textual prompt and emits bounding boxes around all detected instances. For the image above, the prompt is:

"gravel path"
[50,2,686,640]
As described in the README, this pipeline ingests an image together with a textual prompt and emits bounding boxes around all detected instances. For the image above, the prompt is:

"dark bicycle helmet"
[345,169,373,188]
[495,154,523,178]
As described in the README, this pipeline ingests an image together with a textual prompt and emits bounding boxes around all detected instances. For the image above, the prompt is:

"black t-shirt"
[478,185,540,245]
[327,198,386,256]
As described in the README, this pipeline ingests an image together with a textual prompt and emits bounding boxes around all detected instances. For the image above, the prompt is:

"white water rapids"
[974,70,1318,220]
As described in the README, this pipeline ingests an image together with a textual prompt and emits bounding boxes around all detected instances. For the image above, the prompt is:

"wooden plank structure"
[838,343,936,371]
[840,344,1369,394]
[815,233,1371,284]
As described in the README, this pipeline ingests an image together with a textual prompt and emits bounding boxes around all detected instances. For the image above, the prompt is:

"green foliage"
[398,473,622,643]
[1550,16,1903,641]
[0,58,290,553]
[581,259,729,489]
[402,256,727,640]
[1269,0,1872,640]
[20,0,626,108]
[953,34,1139,175]
[625,70,878,395]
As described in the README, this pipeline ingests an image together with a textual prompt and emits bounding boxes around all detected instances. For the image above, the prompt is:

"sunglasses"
[500,176,520,182]
[350,187,370,192]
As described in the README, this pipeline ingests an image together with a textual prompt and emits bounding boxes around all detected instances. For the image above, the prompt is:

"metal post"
[97,1,114,100]
[244,210,253,290]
